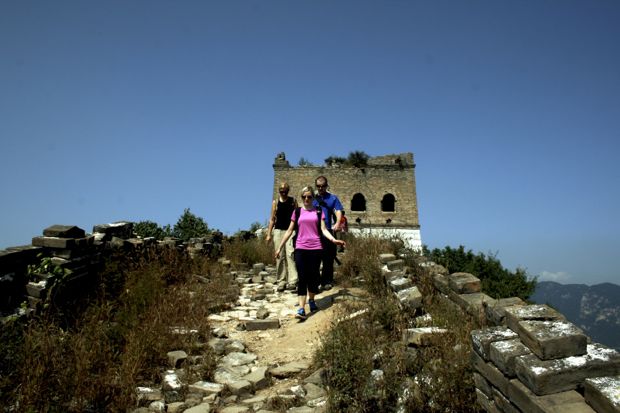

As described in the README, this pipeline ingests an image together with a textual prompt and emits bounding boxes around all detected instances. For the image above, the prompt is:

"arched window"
[351,193,366,211]
[381,194,395,212]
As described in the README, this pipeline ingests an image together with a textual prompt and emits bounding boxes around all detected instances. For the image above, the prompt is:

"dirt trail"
[224,286,365,396]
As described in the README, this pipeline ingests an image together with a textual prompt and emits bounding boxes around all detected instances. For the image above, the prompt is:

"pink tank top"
[292,208,322,250]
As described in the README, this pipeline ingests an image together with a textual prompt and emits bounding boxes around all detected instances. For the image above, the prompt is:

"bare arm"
[332,209,343,231]
[265,200,277,242]
[275,220,296,259]
[321,219,346,247]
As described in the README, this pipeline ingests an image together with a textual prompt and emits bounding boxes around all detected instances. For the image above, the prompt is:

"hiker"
[266,182,298,291]
[313,175,343,290]
[275,185,346,320]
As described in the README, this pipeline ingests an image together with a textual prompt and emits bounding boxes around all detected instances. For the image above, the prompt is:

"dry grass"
[223,236,275,267]
[1,247,238,412]
[315,235,481,413]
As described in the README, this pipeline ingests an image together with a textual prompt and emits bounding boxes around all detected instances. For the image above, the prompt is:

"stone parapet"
[419,261,619,413]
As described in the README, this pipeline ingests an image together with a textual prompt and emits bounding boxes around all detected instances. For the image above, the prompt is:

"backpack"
[292,206,324,249]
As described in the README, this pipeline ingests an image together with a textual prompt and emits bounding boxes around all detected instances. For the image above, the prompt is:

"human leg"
[294,249,310,319]
[272,229,287,283]
[321,234,336,286]
[284,232,298,287]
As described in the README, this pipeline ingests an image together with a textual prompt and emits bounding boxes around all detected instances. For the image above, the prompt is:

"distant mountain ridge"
[530,281,620,350]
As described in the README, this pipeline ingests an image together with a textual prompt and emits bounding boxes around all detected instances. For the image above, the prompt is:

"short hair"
[278,182,290,192]
[300,185,314,198]
[315,175,328,186]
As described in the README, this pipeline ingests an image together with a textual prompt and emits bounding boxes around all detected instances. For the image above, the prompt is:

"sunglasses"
[316,184,327,189]
[279,190,288,194]
[301,195,313,200]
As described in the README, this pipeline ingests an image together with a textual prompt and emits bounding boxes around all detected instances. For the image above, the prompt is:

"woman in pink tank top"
[275,185,346,320]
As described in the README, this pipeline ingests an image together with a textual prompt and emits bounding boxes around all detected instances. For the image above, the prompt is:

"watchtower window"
[381,194,395,212]
[351,193,366,211]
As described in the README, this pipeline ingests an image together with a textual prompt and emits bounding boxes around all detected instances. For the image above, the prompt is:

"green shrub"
[133,220,172,240]
[172,208,211,242]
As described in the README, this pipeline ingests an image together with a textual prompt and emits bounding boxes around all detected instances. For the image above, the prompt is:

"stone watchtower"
[272,152,421,249]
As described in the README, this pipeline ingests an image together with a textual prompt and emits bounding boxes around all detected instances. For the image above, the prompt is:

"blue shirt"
[313,192,343,230]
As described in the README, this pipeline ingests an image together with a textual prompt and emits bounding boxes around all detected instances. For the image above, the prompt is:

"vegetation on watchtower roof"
[324,150,370,168]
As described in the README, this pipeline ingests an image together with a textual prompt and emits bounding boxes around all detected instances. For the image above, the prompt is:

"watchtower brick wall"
[273,152,421,249]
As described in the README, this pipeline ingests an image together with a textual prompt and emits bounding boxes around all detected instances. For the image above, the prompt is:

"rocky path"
[136,262,364,413]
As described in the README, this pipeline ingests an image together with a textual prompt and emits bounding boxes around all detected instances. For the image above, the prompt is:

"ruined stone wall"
[0,222,211,317]
[419,264,620,413]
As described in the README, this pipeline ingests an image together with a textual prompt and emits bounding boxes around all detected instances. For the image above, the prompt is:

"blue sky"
[1,1,618,285]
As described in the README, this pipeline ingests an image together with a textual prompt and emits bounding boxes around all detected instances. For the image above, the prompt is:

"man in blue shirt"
[313,175,343,290]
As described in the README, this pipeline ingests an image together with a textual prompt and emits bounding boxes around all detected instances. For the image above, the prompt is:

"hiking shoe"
[322,283,333,291]
[295,308,307,320]
[309,300,319,313]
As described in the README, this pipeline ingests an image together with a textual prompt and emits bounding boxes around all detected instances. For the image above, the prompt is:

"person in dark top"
[313,176,343,290]
[266,182,298,290]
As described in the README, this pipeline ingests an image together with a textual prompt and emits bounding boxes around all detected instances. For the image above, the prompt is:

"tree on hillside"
[134,220,172,240]
[423,245,537,300]
[172,208,210,241]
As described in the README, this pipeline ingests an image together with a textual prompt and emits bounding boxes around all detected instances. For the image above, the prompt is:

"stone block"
[379,253,396,263]
[491,387,520,413]
[474,372,493,397]
[485,297,525,326]
[471,326,519,360]
[489,338,531,377]
[42,225,86,239]
[188,381,224,395]
[32,236,76,249]
[269,361,310,378]
[455,292,496,317]
[241,366,270,390]
[396,286,423,309]
[183,404,211,413]
[448,272,481,293]
[386,259,405,271]
[167,350,188,368]
[389,276,413,292]
[92,222,133,239]
[226,379,252,395]
[419,261,449,275]
[136,387,163,406]
[507,378,596,413]
[403,327,449,347]
[32,235,94,250]
[515,343,620,395]
[244,319,280,331]
[516,320,587,360]
[503,304,565,334]
[584,376,620,413]
[252,263,266,274]
[26,281,48,298]
[432,273,450,295]
[476,388,500,413]
[471,350,511,396]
